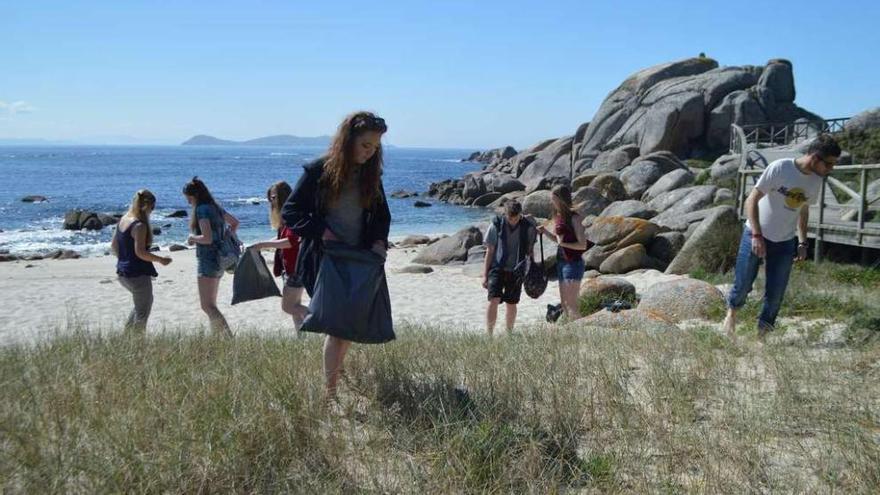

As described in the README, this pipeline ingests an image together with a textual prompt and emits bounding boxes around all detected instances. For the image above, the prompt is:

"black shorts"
[487,268,522,304]
[282,272,304,289]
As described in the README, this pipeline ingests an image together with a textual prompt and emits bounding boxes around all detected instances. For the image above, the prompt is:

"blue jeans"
[727,226,797,330]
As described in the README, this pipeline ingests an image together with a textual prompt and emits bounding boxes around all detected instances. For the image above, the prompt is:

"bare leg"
[198,276,232,337]
[505,303,517,333]
[560,281,582,321]
[486,298,500,336]
[281,285,307,334]
[723,307,737,343]
[323,336,352,399]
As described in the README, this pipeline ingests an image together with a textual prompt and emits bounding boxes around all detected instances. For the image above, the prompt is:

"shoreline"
[0,245,561,345]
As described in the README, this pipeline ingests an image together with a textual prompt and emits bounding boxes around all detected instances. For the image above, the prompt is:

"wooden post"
[815,179,826,263]
[858,168,868,246]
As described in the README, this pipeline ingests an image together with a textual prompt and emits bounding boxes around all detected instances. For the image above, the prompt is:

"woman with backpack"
[282,111,393,399]
[537,185,589,321]
[184,177,239,337]
[111,189,173,333]
[250,181,308,333]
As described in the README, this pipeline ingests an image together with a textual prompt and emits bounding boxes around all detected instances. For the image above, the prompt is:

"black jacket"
[281,158,391,296]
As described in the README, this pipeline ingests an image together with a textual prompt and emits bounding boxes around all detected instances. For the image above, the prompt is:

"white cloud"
[0,100,36,117]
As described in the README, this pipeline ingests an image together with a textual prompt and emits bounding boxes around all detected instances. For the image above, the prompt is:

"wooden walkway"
[731,120,880,261]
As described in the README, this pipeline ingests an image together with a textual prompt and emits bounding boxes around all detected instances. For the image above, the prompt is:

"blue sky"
[2,0,878,149]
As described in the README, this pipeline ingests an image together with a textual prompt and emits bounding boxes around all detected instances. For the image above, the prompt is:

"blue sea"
[0,145,487,256]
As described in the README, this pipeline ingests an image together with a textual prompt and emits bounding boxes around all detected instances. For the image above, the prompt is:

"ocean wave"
[230,197,268,205]
[429,158,466,163]
[269,152,298,156]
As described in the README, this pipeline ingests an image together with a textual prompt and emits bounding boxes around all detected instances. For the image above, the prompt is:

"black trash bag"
[300,241,395,344]
[524,234,548,299]
[231,248,281,305]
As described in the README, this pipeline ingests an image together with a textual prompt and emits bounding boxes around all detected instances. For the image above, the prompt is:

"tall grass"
[3,319,880,493]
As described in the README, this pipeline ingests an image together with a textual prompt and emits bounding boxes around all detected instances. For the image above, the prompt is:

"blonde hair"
[267,181,292,230]
[126,189,156,246]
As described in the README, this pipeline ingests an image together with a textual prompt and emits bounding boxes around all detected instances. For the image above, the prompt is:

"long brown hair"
[319,111,387,209]
[267,181,292,230]
[126,189,156,246]
[183,177,219,232]
[551,185,576,226]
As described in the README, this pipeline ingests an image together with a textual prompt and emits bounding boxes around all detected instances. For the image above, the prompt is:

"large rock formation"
[429,57,821,206]
[413,226,483,265]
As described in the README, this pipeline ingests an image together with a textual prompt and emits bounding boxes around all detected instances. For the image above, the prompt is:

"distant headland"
[181,134,332,146]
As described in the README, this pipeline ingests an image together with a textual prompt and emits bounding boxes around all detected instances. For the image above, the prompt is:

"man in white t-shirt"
[723,134,841,342]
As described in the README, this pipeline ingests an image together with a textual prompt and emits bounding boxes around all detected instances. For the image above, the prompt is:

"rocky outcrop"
[638,278,725,322]
[398,235,433,248]
[599,244,646,274]
[63,210,120,231]
[391,190,418,199]
[166,209,188,218]
[642,169,695,202]
[599,200,656,219]
[464,146,517,165]
[579,277,637,303]
[428,57,821,212]
[845,107,880,132]
[665,206,741,274]
[413,226,483,265]
[575,308,678,332]
[522,190,555,218]
[21,195,48,203]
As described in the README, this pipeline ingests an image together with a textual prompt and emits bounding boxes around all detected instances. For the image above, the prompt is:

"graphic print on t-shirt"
[776,186,809,210]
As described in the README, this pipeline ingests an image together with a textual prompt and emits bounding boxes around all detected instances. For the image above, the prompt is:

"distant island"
[181,134,332,146]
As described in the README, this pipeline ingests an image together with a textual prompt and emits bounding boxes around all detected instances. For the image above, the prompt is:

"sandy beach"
[0,246,566,344]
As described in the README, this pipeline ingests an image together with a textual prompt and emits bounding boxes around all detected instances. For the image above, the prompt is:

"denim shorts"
[197,252,224,278]
[282,271,304,289]
[556,257,586,282]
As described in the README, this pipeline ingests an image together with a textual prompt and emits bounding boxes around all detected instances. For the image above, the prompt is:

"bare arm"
[110,226,119,257]
[223,211,239,232]
[795,204,810,261]
[132,223,171,265]
[745,188,765,236]
[482,244,495,288]
[536,220,559,243]
[188,219,214,245]
[251,238,292,250]
[745,188,766,257]
[797,204,809,244]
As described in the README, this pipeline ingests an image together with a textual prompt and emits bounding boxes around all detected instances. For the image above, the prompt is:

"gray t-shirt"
[484,218,535,270]
[325,173,363,246]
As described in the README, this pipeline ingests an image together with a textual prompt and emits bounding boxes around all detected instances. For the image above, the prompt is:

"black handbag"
[523,233,548,299]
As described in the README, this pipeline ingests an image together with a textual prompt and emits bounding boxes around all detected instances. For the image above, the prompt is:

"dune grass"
[2,313,880,493]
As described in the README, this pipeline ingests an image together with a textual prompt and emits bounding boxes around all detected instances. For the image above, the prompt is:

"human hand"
[750,235,766,258]
[482,275,488,289]
[536,225,546,235]
[249,242,264,251]
[160,256,172,266]
[795,243,808,261]
[186,235,196,246]
[322,229,338,241]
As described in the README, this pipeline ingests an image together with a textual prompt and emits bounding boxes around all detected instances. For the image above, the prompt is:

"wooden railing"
[730,118,850,153]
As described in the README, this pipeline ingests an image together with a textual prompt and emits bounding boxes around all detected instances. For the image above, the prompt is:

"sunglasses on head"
[352,115,387,132]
